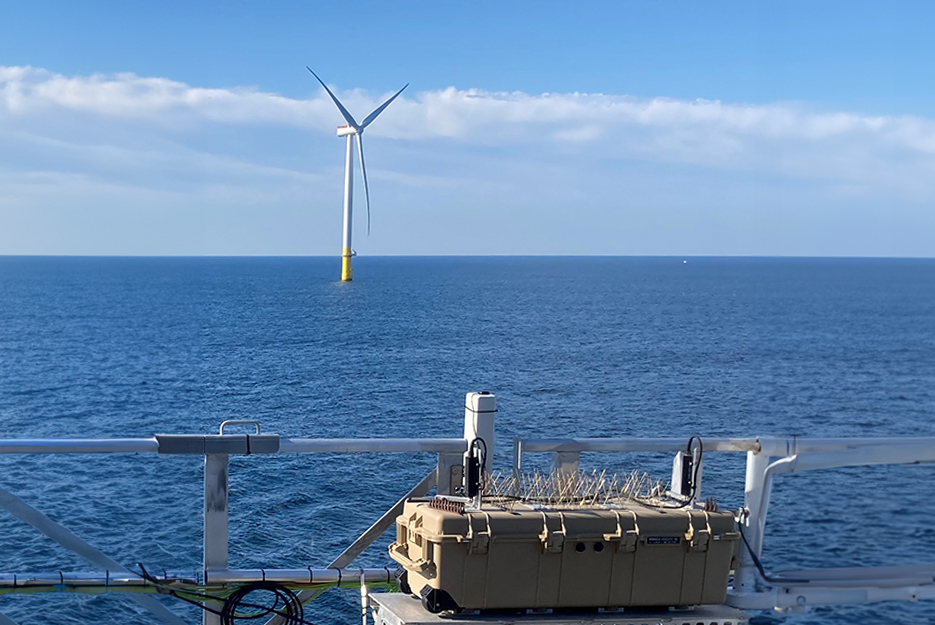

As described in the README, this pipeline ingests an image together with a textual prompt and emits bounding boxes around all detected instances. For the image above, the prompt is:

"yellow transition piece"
[341,248,353,281]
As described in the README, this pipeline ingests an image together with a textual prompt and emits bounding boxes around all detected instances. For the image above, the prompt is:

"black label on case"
[647,536,681,545]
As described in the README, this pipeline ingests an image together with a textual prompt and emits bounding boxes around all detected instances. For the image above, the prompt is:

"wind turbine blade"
[356,133,371,235]
[360,83,409,129]
[306,66,359,129]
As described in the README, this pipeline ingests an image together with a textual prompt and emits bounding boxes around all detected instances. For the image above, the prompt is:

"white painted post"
[204,454,229,625]
[464,392,496,471]
[736,448,771,591]
[360,571,369,625]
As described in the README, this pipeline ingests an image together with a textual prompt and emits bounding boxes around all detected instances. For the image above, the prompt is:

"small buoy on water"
[683,260,687,264]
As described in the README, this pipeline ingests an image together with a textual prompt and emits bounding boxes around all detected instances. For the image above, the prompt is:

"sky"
[1,0,934,256]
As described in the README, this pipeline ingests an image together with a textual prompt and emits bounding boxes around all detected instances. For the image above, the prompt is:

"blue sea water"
[0,256,933,625]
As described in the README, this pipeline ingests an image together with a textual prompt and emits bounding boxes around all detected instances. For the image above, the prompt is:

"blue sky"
[1,1,934,256]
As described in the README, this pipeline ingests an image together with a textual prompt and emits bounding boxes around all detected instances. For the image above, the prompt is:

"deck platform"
[370,593,749,625]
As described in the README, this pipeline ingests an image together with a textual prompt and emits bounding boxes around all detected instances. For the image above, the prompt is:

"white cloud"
[1,65,934,256]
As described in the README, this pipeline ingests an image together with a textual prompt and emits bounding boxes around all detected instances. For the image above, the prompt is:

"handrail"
[0,437,467,455]
[278,438,467,454]
[518,437,760,453]
[0,438,160,454]
[516,435,935,455]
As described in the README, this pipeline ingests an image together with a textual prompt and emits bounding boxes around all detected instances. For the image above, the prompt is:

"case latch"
[467,512,490,555]
[604,510,640,552]
[540,512,565,553]
[685,511,711,552]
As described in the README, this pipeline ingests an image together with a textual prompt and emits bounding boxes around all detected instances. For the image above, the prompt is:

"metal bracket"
[219,420,261,435]
[155,434,280,455]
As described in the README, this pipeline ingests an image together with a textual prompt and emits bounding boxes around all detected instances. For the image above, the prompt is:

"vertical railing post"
[512,437,522,480]
[464,392,496,471]
[736,447,770,591]
[204,453,229,625]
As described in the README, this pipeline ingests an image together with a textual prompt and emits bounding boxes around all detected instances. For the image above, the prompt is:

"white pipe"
[728,584,935,611]
[278,438,467,454]
[742,449,771,562]
[0,439,159,454]
[0,437,468,455]
[205,568,394,585]
[519,437,760,453]
[203,454,228,625]
[755,436,935,456]
[0,436,929,457]
[519,436,935,455]
[0,568,396,588]
[360,571,369,625]
[755,444,935,557]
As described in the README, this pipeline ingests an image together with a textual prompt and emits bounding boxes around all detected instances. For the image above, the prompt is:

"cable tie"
[337,568,342,587]
[308,565,314,584]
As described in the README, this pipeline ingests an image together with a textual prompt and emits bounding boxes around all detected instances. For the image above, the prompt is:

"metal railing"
[514,433,935,614]
[0,391,934,622]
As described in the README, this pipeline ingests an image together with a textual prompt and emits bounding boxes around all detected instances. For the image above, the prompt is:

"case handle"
[389,541,436,576]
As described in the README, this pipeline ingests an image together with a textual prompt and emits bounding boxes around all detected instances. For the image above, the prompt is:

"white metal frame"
[0,396,489,625]
[0,394,934,622]
[514,435,935,614]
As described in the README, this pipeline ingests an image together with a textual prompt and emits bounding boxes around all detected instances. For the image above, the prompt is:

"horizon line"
[1,254,933,260]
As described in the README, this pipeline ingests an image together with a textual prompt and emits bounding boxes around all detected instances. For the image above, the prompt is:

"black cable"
[475,437,488,474]
[137,565,226,616]
[221,581,304,624]
[137,565,316,625]
[736,523,809,584]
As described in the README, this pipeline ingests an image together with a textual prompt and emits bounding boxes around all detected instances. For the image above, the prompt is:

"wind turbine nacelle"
[336,125,358,137]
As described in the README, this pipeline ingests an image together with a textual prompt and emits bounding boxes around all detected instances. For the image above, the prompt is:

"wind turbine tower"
[308,68,408,281]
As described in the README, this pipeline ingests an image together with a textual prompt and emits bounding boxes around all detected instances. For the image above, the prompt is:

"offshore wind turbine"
[308,68,408,281]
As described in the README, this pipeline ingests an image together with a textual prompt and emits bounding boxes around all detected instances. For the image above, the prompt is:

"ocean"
[0,256,933,624]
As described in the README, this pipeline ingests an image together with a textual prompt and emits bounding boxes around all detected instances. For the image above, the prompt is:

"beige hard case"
[389,500,739,611]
